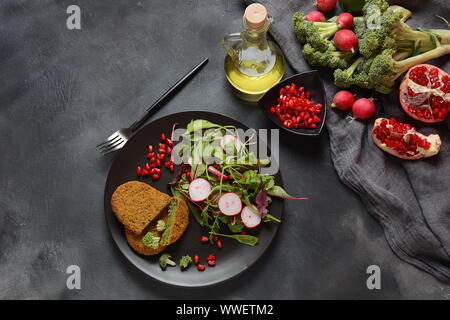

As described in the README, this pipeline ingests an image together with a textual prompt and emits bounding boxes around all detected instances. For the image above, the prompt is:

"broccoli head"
[368,45,450,93]
[159,253,176,270]
[179,255,193,269]
[142,232,160,249]
[334,57,364,88]
[303,43,354,69]
[156,220,167,232]
[293,12,339,52]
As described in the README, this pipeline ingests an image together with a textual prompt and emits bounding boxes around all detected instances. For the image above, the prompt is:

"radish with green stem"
[220,134,242,155]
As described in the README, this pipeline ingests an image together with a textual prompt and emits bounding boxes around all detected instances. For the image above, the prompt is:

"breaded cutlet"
[124,197,189,256]
[111,181,171,235]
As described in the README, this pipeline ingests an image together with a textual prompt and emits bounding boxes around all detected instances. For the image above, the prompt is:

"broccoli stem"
[393,45,450,80]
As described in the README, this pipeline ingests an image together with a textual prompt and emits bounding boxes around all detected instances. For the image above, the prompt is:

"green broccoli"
[362,0,390,16]
[159,253,176,270]
[179,255,193,269]
[333,57,364,88]
[293,12,339,52]
[368,45,450,94]
[142,232,160,249]
[358,5,450,58]
[303,43,354,69]
[156,220,167,232]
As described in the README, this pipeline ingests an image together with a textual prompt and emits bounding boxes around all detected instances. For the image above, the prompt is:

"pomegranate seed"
[145,163,151,170]
[169,165,174,172]
[167,147,172,154]
[207,254,216,261]
[157,154,165,160]
[155,159,162,167]
[214,236,219,242]
[136,166,142,175]
[158,148,166,154]
[161,133,166,141]
[207,260,216,267]
[216,239,223,249]
[148,145,153,153]
[197,264,205,271]
[159,143,165,149]
[166,139,174,147]
[165,161,171,168]
[194,255,200,265]
[142,169,149,176]
[200,236,209,243]
[151,174,160,180]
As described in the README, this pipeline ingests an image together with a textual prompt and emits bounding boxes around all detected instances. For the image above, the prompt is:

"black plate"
[104,111,284,287]
[259,71,327,136]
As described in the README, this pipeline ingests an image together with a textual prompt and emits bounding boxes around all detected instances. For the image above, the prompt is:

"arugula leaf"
[228,220,244,233]
[211,232,259,246]
[263,214,281,223]
[266,186,308,200]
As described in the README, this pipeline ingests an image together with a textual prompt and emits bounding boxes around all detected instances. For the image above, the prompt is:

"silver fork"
[96,58,209,155]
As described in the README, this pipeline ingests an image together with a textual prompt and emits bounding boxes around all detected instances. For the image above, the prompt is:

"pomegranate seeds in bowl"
[259,71,327,136]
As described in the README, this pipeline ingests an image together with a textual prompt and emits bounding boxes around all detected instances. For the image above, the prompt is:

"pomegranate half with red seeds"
[399,64,450,123]
[371,117,441,160]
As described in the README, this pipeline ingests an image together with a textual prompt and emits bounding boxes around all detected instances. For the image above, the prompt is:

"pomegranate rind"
[399,64,449,123]
[371,118,441,160]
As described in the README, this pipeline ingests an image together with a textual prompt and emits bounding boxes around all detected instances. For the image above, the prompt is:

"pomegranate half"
[399,64,450,123]
[371,117,441,160]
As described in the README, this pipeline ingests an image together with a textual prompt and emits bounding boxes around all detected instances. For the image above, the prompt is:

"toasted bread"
[111,181,171,235]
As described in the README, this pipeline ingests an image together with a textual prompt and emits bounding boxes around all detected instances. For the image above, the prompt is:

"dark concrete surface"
[0,0,449,299]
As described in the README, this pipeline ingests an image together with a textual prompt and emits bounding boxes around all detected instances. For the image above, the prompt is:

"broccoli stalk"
[159,253,176,270]
[369,45,450,93]
[293,13,339,52]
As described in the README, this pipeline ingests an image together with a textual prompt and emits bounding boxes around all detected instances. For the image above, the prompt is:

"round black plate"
[104,111,284,287]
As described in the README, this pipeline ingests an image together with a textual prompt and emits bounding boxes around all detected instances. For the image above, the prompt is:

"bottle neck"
[242,16,271,49]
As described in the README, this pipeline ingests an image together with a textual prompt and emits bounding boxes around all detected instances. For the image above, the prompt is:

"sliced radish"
[218,192,242,216]
[208,166,232,180]
[189,178,211,202]
[220,134,242,154]
[241,206,261,229]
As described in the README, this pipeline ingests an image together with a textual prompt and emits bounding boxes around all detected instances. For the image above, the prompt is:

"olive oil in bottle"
[222,3,285,103]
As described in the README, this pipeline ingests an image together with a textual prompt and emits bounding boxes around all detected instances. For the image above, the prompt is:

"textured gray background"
[0,0,449,299]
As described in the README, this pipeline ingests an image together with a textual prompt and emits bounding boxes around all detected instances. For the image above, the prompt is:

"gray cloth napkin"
[244,0,450,282]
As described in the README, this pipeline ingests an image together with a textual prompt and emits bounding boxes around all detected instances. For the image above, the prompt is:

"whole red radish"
[336,13,354,29]
[315,0,336,12]
[334,29,358,52]
[305,10,326,22]
[331,90,354,110]
[352,98,376,120]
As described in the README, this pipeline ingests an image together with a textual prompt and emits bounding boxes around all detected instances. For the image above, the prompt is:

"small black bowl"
[259,70,327,136]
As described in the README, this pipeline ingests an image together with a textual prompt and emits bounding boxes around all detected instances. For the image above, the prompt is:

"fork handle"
[129,57,209,132]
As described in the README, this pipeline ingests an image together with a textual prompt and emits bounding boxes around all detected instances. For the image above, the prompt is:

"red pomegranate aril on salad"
[371,117,441,160]
[200,236,209,243]
[207,254,216,261]
[216,239,223,249]
[399,64,450,123]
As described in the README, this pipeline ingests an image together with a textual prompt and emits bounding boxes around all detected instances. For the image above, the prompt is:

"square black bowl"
[259,70,327,136]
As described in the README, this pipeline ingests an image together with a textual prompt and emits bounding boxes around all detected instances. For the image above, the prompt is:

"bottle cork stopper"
[244,3,268,29]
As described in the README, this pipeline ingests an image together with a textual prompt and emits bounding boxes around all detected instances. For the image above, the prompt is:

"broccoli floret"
[303,43,354,69]
[159,253,176,270]
[362,0,390,15]
[358,5,450,58]
[179,255,193,269]
[368,45,450,93]
[293,12,339,51]
[156,220,167,232]
[334,57,364,88]
[142,232,160,249]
